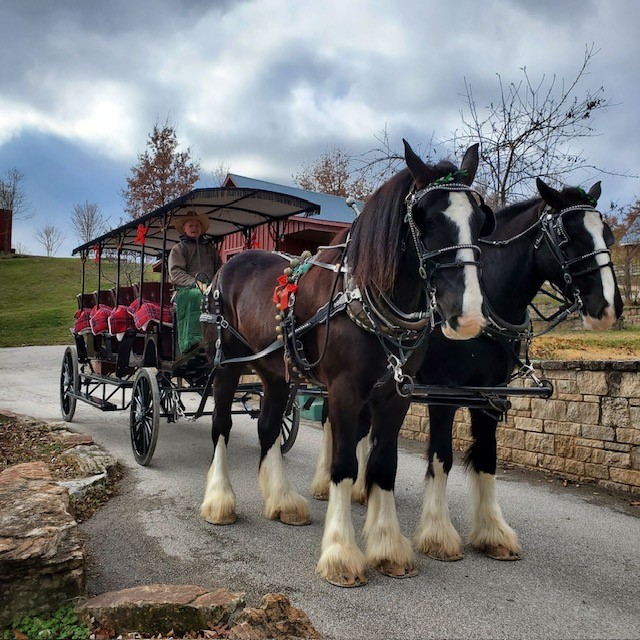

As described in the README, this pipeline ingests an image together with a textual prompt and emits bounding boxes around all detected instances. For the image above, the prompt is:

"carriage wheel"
[280,401,300,454]
[60,346,79,422]
[130,367,160,466]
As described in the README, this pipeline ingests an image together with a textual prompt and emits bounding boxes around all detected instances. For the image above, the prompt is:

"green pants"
[175,287,204,353]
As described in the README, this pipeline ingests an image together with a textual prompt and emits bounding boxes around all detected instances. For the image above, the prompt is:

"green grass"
[0,255,156,348]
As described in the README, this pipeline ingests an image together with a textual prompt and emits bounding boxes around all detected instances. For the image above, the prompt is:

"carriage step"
[75,393,119,411]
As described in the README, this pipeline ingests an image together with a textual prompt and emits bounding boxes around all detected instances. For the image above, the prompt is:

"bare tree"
[608,200,640,305]
[0,168,32,220]
[211,160,230,187]
[451,45,620,207]
[35,222,65,256]
[122,118,201,219]
[14,241,29,255]
[70,201,108,244]
[293,147,374,200]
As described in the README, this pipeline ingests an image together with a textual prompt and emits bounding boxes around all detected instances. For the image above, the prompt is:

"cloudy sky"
[2,0,639,256]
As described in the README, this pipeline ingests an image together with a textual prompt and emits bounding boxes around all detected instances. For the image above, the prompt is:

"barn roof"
[224,174,361,224]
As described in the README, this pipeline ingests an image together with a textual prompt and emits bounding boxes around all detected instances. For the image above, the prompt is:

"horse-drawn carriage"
[60,187,322,464]
[59,141,623,586]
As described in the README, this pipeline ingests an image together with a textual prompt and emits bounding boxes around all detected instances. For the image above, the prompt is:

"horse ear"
[588,181,602,203]
[458,144,479,185]
[403,139,430,187]
[536,178,566,211]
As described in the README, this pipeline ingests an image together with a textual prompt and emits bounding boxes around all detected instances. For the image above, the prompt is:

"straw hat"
[173,210,210,235]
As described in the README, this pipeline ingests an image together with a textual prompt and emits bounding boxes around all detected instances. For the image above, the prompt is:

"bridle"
[404,181,483,282]
[481,201,614,336]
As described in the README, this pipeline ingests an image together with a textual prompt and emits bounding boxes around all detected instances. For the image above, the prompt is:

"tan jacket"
[168,238,222,288]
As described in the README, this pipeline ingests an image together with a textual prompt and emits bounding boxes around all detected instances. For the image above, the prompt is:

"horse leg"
[257,377,310,525]
[467,408,522,560]
[201,365,243,525]
[311,402,370,504]
[310,402,332,500]
[363,398,416,579]
[316,390,367,587]
[414,405,463,561]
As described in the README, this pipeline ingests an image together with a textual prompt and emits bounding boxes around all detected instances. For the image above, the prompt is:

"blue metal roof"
[225,174,361,224]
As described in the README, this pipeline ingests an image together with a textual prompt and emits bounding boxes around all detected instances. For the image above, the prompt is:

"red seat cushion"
[73,308,92,334]
[128,299,173,332]
[108,305,136,338]
[89,304,113,335]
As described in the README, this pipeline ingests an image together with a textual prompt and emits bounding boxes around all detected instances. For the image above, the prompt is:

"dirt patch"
[529,337,639,361]
[0,414,79,479]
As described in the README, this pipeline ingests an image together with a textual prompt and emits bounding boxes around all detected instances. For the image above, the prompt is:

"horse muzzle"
[441,313,486,340]
[582,305,617,331]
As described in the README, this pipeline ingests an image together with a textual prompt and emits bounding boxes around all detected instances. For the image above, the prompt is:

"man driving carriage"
[168,210,222,353]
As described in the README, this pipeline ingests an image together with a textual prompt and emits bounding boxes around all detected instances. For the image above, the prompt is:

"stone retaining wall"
[402,360,640,495]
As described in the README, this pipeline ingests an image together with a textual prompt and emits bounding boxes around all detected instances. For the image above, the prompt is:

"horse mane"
[347,159,460,292]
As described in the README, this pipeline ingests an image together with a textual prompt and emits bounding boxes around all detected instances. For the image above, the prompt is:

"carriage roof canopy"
[72,187,321,256]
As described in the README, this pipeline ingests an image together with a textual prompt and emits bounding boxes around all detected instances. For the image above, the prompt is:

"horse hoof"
[376,561,418,579]
[428,550,464,562]
[485,545,522,561]
[325,572,368,588]
[312,491,329,501]
[280,512,311,526]
[205,514,237,525]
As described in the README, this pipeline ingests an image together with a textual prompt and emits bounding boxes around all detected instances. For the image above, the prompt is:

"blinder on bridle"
[404,181,489,282]
[539,203,615,289]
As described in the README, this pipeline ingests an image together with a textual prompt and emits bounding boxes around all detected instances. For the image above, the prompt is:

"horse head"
[404,140,493,340]
[536,178,623,330]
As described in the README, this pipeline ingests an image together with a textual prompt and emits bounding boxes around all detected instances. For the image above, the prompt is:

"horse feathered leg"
[201,365,242,525]
[317,391,367,587]
[467,409,521,560]
[310,419,332,500]
[363,398,416,579]
[414,405,463,560]
[257,378,309,525]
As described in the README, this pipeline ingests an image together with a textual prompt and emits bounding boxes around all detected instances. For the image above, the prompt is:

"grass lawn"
[0,255,154,348]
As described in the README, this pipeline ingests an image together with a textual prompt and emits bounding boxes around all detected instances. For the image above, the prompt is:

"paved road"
[1,345,639,640]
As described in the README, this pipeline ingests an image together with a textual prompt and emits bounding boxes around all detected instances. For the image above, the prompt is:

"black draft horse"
[200,141,493,587]
[312,178,623,563]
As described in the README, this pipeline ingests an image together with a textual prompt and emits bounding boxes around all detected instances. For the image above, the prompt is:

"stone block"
[497,446,512,462]
[531,399,567,421]
[542,454,566,472]
[554,435,575,458]
[501,428,525,450]
[575,446,593,462]
[230,593,321,640]
[575,438,604,449]
[512,449,538,467]
[605,442,632,452]
[509,396,531,411]
[609,467,640,489]
[0,462,85,627]
[597,480,631,493]
[455,422,472,442]
[632,447,640,471]
[575,370,608,395]
[514,416,544,432]
[76,585,246,636]
[584,463,611,480]
[409,403,428,417]
[619,372,640,399]
[544,421,581,437]
[616,427,640,445]
[565,459,585,476]
[525,432,555,454]
[566,401,600,425]
[554,379,580,395]
[402,414,422,432]
[601,397,631,430]
[581,424,616,442]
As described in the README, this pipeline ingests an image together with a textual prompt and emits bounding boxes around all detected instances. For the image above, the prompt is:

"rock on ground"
[0,461,85,627]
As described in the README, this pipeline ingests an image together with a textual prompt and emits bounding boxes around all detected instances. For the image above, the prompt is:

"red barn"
[219,174,360,261]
